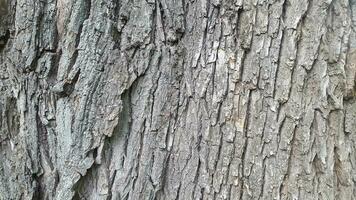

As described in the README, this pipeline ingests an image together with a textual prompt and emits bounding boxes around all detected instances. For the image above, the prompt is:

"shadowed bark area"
[0,0,356,199]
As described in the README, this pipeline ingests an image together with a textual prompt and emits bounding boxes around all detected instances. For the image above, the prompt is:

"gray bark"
[0,0,356,199]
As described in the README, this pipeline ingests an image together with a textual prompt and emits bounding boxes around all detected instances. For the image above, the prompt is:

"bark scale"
[0,0,355,199]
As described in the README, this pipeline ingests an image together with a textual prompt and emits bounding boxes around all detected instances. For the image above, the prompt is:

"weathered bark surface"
[0,0,355,199]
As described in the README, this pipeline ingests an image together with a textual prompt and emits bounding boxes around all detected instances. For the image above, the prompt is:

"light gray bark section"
[0,0,355,199]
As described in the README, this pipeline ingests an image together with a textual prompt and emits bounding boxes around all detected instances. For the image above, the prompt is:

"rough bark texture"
[0,0,356,199]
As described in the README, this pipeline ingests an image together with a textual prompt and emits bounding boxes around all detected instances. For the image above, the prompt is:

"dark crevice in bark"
[258,157,267,200]
[276,114,286,151]
[65,69,81,96]
[47,49,62,86]
[131,120,147,199]
[299,0,312,29]
[272,27,284,99]
[111,0,123,50]
[308,109,318,149]
[213,125,223,173]
[32,175,43,200]
[235,6,243,38]
[153,152,170,199]
[119,86,133,166]
[174,183,182,200]
[157,1,166,44]
[150,0,158,45]
[239,89,253,200]
[4,96,19,140]
[72,164,99,200]
[284,29,302,105]
[107,170,117,200]
[53,69,81,97]
[280,0,288,25]
[149,70,161,129]
[0,29,9,51]
[66,0,91,75]
[35,106,51,168]
[279,122,297,199]
[191,157,201,199]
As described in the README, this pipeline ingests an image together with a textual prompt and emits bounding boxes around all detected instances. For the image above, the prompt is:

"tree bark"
[0,0,355,199]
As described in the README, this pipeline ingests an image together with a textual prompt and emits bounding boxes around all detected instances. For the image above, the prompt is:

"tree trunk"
[0,0,355,199]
